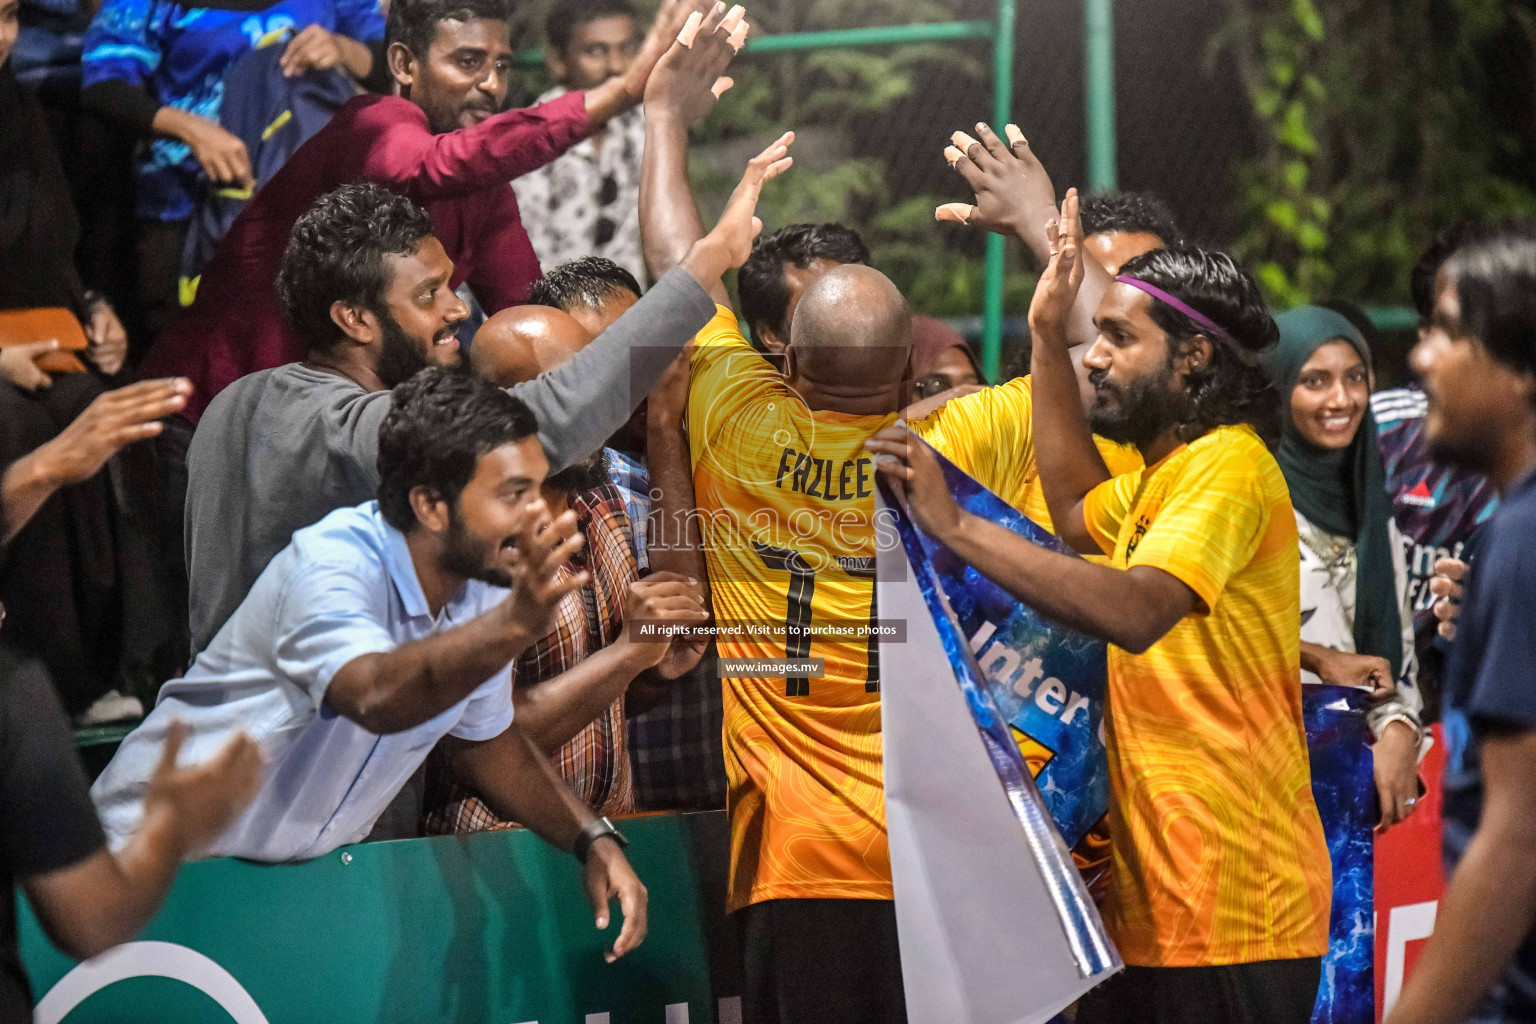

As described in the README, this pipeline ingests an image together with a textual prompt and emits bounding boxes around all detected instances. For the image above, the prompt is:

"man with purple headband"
[872,131,1329,1024]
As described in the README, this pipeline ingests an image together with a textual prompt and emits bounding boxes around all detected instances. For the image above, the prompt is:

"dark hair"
[277,182,435,354]
[1079,190,1182,246]
[1119,245,1282,445]
[527,256,641,313]
[546,0,637,52]
[738,223,870,352]
[1410,221,1496,322]
[1441,223,1536,383]
[377,366,540,531]
[387,0,512,56]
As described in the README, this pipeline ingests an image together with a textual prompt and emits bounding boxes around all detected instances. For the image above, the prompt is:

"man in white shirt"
[94,368,706,960]
[513,0,648,283]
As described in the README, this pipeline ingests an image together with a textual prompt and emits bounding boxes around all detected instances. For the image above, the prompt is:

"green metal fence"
[511,2,1421,380]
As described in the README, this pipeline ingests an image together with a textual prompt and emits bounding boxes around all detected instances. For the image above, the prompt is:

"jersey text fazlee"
[774,446,875,501]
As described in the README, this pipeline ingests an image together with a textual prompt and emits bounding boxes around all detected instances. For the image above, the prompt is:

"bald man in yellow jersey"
[640,52,916,1018]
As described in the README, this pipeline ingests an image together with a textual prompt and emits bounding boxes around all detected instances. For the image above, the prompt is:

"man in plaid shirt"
[530,257,729,811]
[425,304,708,832]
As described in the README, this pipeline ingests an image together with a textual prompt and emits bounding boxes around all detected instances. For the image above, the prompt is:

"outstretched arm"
[640,5,750,302]
[448,723,649,963]
[866,427,1195,652]
[2,378,191,546]
[370,2,738,202]
[496,8,770,473]
[325,507,589,734]
[937,123,1112,351]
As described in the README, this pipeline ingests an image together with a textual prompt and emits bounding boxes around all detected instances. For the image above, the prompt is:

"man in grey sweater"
[183,5,754,656]
[184,178,744,654]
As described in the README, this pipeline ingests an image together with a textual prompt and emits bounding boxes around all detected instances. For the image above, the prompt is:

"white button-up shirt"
[92,502,514,862]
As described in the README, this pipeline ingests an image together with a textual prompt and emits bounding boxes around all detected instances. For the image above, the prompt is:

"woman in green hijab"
[1265,306,1425,829]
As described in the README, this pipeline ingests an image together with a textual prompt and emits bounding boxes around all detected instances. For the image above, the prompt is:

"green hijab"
[1264,306,1401,681]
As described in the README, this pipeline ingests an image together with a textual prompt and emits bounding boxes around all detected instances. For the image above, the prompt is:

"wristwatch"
[573,816,629,864]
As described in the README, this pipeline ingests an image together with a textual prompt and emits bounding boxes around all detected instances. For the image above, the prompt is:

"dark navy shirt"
[1441,464,1536,1020]
[1373,388,1499,719]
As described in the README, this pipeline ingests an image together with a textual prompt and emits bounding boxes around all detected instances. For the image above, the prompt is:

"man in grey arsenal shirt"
[183,13,751,655]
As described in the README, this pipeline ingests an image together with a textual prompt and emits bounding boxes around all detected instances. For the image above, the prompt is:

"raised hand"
[622,0,728,103]
[865,425,966,542]
[643,1,744,125]
[141,720,264,859]
[1026,188,1086,349]
[936,122,1057,240]
[40,377,192,485]
[279,24,345,77]
[504,502,590,639]
[582,837,648,962]
[700,131,794,268]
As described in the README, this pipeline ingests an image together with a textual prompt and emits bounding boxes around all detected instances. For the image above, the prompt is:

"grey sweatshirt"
[184,265,714,655]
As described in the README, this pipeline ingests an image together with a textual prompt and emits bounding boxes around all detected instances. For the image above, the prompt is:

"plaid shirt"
[604,452,729,811]
[423,481,637,834]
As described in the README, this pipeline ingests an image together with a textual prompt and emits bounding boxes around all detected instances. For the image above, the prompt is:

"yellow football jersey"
[688,306,897,911]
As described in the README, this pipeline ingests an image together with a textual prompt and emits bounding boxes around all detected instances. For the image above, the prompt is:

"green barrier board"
[21,812,741,1023]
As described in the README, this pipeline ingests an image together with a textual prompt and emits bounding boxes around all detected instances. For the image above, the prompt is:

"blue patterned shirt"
[82,0,383,220]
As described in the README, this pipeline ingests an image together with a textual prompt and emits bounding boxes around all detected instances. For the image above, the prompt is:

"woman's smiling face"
[1291,339,1369,450]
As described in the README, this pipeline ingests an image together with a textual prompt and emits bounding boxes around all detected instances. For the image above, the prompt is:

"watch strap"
[573,816,628,863]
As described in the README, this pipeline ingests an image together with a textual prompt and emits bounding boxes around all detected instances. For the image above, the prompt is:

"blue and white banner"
[887,444,1111,848]
[875,444,1119,1024]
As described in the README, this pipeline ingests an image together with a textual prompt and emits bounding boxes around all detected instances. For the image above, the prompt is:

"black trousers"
[737,898,908,1024]
[1075,957,1323,1024]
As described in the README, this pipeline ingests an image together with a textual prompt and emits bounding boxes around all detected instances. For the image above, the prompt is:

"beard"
[376,308,433,389]
[438,507,514,589]
[1426,428,1494,477]
[1087,359,1180,449]
[544,452,610,497]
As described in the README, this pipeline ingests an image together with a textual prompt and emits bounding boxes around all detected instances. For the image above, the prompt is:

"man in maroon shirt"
[139,0,705,423]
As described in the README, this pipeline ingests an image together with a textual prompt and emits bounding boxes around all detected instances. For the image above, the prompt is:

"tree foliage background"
[514,0,1536,328]
[515,0,1039,319]
[1217,0,1536,307]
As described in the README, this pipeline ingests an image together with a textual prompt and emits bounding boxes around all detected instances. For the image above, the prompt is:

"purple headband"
[1114,275,1239,349]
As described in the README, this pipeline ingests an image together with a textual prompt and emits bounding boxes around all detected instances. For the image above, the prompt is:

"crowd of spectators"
[3,0,1536,1021]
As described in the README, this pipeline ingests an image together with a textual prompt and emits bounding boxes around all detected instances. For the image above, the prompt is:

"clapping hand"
[643,2,747,124]
[700,131,794,268]
[1026,188,1086,350]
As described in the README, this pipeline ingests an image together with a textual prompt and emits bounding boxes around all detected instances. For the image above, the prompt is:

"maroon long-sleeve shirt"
[140,90,591,422]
